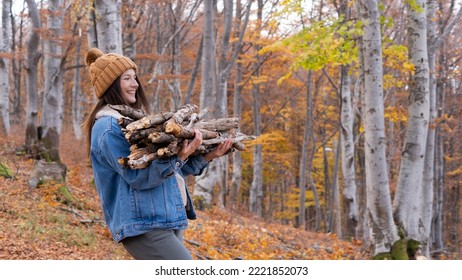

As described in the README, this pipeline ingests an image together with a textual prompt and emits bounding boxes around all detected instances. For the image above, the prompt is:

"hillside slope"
[0,128,367,260]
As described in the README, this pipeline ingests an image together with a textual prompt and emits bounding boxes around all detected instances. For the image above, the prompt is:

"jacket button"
[175,162,180,167]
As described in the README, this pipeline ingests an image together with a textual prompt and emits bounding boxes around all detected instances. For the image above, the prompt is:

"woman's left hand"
[203,139,234,162]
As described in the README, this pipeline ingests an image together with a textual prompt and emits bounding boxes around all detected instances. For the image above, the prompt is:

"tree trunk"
[0,0,11,134]
[249,83,263,216]
[359,0,398,255]
[24,0,41,149]
[10,1,24,125]
[297,72,312,229]
[332,137,342,238]
[94,0,122,53]
[40,0,64,162]
[193,0,217,209]
[340,65,359,238]
[229,0,244,209]
[249,0,264,217]
[393,0,430,244]
[72,23,83,140]
[419,0,438,257]
[206,0,252,209]
[86,0,98,49]
[337,0,358,239]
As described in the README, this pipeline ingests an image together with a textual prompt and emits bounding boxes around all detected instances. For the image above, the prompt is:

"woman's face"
[119,69,138,105]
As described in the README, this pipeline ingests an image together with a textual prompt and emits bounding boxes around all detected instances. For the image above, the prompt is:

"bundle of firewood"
[110,104,256,169]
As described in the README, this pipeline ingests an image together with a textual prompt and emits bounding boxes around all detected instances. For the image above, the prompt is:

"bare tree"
[40,0,65,162]
[194,0,217,208]
[359,0,398,255]
[24,0,41,149]
[393,0,430,250]
[337,0,358,239]
[0,0,11,134]
[249,0,263,216]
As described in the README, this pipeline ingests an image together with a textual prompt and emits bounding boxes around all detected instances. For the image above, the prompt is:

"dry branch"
[109,104,148,120]
[114,104,256,169]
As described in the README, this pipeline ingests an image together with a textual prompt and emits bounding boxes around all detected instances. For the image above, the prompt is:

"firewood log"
[112,104,256,169]
[109,104,148,120]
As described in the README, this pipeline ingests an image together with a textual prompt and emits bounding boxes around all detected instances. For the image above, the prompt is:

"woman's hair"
[82,76,150,156]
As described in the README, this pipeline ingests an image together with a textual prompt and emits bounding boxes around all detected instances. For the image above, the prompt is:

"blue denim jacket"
[90,111,208,243]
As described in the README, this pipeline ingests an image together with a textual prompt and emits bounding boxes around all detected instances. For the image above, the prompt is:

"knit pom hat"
[85,48,138,99]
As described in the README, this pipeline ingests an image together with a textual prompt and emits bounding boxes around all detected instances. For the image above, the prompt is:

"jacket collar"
[96,105,127,120]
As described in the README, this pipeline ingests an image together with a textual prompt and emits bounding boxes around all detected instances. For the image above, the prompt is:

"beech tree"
[0,0,11,134]
[193,0,217,208]
[392,0,430,250]
[249,0,264,216]
[93,0,122,53]
[359,0,398,255]
[24,0,41,149]
[40,0,65,162]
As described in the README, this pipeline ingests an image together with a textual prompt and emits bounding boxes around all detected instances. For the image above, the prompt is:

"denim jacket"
[90,106,208,243]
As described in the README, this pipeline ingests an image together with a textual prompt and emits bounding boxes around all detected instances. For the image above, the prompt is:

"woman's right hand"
[178,129,203,161]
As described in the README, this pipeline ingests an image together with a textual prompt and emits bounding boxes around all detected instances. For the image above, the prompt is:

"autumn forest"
[0,0,461,260]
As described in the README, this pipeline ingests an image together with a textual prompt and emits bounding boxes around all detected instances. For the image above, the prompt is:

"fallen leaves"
[1,127,367,260]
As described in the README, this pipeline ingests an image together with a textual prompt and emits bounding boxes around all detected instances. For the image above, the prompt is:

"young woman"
[82,48,232,260]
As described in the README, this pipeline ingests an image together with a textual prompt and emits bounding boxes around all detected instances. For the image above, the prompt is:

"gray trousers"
[121,229,193,260]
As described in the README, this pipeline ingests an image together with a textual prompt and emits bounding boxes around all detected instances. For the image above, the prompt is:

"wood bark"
[40,0,65,162]
[10,2,24,125]
[194,0,218,209]
[72,26,83,140]
[94,0,122,53]
[229,0,244,209]
[24,0,41,149]
[0,0,11,134]
[340,66,359,237]
[393,0,430,244]
[359,0,398,255]
[249,0,264,217]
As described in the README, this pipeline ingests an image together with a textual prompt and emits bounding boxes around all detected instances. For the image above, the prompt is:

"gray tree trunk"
[338,0,358,238]
[194,0,217,208]
[229,0,244,209]
[340,66,358,237]
[393,0,430,244]
[420,0,437,257]
[41,0,64,136]
[248,0,264,216]
[215,0,252,208]
[24,0,41,149]
[249,81,262,216]
[94,0,122,53]
[0,0,11,134]
[297,72,312,229]
[72,32,83,140]
[359,0,398,254]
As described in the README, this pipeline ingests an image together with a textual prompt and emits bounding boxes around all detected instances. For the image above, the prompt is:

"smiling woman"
[81,48,233,260]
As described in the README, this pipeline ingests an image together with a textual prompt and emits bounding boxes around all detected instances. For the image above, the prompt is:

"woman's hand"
[203,139,234,162]
[178,129,203,161]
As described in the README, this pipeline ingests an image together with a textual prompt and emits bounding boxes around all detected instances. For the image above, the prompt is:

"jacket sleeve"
[181,155,209,177]
[97,117,187,191]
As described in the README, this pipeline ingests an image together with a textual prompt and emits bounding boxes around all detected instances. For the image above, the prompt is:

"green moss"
[407,239,420,260]
[390,238,409,260]
[0,162,13,178]
[57,185,76,205]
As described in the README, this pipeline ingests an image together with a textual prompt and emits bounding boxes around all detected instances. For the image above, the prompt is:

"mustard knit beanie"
[85,48,138,99]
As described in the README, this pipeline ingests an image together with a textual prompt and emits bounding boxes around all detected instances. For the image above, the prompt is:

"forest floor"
[0,127,370,260]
